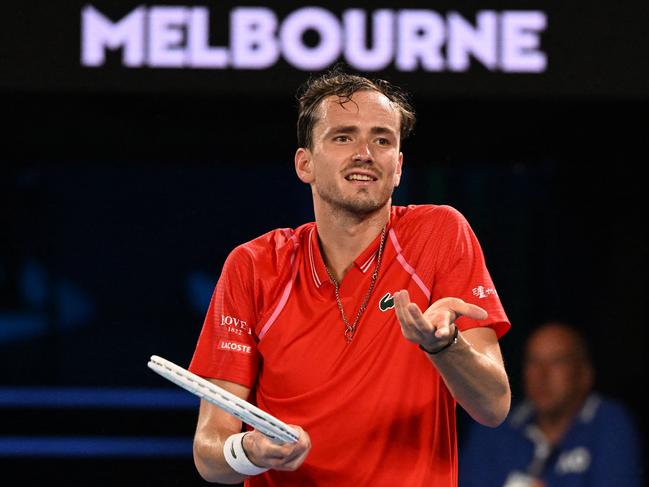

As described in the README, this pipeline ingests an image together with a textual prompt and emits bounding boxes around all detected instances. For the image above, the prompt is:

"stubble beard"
[316,181,393,218]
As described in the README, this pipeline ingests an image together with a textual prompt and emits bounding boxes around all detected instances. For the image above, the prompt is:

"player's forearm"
[193,432,248,484]
[427,332,510,427]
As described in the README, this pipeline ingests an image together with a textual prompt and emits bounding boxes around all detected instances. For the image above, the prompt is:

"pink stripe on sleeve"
[389,229,431,301]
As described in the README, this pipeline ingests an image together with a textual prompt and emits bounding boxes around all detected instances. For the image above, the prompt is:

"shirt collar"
[307,225,327,288]
[307,215,393,288]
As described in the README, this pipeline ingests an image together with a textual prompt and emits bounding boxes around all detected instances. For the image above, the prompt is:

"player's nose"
[352,140,373,162]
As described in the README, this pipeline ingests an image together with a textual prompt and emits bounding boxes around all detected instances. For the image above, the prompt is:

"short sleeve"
[188,245,260,388]
[432,207,510,338]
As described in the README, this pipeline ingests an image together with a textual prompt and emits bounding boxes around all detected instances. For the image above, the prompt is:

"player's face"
[523,326,591,418]
[302,90,403,217]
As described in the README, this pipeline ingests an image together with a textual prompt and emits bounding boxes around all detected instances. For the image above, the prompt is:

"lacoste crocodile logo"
[379,292,395,312]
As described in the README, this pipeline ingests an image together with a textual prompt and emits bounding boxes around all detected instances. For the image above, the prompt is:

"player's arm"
[394,292,510,427]
[193,378,312,484]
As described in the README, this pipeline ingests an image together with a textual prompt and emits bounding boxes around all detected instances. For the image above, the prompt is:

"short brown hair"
[296,68,416,150]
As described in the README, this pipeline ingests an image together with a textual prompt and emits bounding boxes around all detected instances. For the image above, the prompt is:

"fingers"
[394,290,439,344]
[405,298,439,336]
[393,291,488,348]
[394,290,453,336]
[272,426,311,471]
[427,297,488,321]
[393,289,416,333]
[243,427,311,472]
[453,301,488,321]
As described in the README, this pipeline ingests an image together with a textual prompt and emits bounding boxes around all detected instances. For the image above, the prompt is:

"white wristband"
[223,432,270,476]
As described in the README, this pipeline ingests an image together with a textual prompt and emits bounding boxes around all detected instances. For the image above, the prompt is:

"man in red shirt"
[189,70,511,486]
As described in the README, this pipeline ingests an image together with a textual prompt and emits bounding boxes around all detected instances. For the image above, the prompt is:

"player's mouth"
[344,172,378,185]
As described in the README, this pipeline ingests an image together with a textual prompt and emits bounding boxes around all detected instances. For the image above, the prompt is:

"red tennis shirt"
[190,204,510,487]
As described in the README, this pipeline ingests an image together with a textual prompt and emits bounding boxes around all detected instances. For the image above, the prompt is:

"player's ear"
[295,147,314,183]
[393,152,403,187]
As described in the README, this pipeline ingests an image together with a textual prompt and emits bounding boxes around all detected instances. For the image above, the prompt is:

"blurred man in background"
[460,321,643,486]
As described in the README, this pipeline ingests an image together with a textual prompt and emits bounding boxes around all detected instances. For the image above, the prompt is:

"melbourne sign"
[81,5,547,73]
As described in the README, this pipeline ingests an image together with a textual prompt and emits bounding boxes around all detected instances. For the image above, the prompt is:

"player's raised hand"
[393,291,487,353]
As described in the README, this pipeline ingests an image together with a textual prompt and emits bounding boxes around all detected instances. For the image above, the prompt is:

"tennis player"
[189,69,511,486]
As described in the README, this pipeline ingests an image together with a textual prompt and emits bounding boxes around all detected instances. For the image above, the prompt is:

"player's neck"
[314,204,390,282]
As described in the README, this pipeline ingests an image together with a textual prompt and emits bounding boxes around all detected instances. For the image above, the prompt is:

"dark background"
[1,1,647,485]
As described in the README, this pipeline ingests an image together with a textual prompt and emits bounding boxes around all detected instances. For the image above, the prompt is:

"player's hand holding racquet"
[242,426,312,471]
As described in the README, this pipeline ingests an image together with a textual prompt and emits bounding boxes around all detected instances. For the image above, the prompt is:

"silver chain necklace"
[324,226,387,343]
